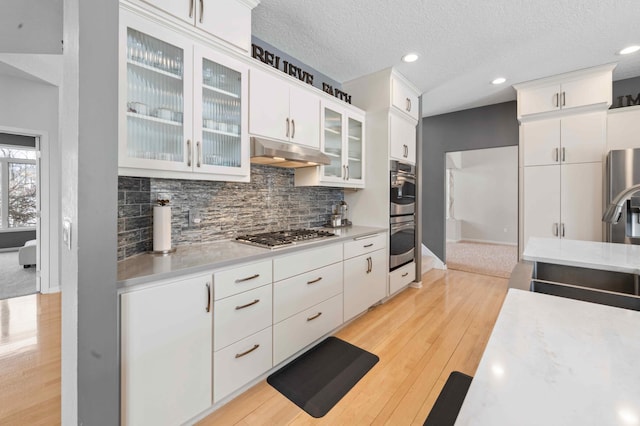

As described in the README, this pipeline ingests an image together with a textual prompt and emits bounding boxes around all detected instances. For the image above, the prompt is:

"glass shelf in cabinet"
[127,112,182,127]
[127,60,182,80]
[202,84,240,99]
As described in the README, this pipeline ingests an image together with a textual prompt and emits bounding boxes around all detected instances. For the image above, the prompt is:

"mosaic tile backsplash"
[118,165,344,260]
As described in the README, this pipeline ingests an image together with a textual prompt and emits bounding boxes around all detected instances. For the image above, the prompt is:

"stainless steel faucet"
[602,183,640,224]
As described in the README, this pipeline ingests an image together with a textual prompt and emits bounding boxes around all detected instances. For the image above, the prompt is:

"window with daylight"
[0,146,37,230]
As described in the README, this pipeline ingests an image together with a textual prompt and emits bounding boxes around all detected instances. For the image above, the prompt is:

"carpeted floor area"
[0,251,37,300]
[446,241,517,279]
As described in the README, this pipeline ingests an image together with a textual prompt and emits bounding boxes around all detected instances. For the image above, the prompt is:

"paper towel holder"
[150,198,176,255]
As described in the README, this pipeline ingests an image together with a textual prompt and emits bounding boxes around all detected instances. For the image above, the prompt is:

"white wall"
[450,146,518,245]
[0,73,60,291]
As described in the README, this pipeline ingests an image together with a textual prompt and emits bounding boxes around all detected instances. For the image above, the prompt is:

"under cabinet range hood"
[250,137,331,168]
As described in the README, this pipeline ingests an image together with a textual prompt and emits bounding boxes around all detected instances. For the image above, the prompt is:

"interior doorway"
[0,133,40,300]
[445,146,518,278]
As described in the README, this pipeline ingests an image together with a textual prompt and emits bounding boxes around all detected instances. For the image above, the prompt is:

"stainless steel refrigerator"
[606,148,640,244]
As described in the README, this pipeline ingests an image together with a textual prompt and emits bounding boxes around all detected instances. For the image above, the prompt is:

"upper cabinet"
[391,74,420,121]
[118,9,250,182]
[248,67,320,148]
[514,64,615,121]
[389,110,416,165]
[135,0,259,51]
[295,99,365,188]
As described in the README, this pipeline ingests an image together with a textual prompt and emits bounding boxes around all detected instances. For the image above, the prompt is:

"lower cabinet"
[344,248,387,322]
[273,294,344,365]
[389,261,416,295]
[120,273,213,426]
[213,327,273,403]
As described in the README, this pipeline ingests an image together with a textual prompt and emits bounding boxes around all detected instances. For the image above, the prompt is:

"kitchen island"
[455,237,640,425]
[455,288,640,425]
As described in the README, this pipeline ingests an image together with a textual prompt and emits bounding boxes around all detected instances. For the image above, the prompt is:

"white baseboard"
[42,286,61,294]
[453,238,517,247]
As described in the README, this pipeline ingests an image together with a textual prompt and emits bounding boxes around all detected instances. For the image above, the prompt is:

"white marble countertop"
[523,237,640,274]
[117,225,386,289]
[455,288,640,425]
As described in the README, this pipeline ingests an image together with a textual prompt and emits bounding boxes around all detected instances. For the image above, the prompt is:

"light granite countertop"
[523,237,640,274]
[455,288,640,425]
[117,225,387,289]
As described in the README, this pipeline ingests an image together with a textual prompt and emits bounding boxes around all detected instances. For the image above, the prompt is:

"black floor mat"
[423,371,473,426]
[267,336,379,418]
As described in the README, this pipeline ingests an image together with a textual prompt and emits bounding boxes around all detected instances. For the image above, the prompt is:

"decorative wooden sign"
[252,44,352,104]
[614,93,640,108]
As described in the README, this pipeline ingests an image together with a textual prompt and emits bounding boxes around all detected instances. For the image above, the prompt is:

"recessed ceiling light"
[402,53,419,63]
[619,45,640,55]
[492,77,507,85]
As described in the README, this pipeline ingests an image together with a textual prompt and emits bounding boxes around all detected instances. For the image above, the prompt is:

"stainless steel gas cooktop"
[235,229,337,249]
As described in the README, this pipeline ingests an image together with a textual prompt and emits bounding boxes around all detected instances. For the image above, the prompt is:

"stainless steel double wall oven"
[390,161,416,270]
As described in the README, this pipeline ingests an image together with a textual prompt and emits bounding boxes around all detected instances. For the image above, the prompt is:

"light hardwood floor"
[0,269,507,426]
[0,292,61,425]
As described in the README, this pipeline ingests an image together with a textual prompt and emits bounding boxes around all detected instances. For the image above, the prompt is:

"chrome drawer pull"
[235,273,259,283]
[235,344,260,359]
[307,312,322,321]
[307,277,323,285]
[402,272,409,277]
[235,299,259,310]
[363,243,374,248]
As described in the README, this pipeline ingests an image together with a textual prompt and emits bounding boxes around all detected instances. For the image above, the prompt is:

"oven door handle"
[390,223,416,233]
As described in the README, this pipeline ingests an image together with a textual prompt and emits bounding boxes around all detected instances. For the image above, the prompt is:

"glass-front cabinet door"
[321,105,344,183]
[346,114,364,185]
[119,11,194,173]
[193,45,249,176]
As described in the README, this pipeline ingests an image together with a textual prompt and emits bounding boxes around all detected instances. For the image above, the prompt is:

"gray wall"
[118,165,343,260]
[422,101,519,261]
[612,76,640,108]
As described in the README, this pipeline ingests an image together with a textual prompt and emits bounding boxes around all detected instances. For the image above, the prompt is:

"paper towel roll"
[153,205,172,252]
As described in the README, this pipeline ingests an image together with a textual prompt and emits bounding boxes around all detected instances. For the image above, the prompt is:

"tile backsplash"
[118,165,344,260]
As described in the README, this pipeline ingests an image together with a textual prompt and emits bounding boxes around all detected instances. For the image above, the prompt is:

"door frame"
[0,125,53,293]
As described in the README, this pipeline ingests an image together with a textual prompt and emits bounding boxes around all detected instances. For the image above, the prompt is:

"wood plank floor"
[200,269,508,425]
[0,269,507,426]
[0,292,61,426]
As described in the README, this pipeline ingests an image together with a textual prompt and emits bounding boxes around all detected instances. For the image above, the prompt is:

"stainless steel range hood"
[250,137,331,168]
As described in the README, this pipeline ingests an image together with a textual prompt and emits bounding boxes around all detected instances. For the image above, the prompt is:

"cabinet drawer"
[274,262,343,323]
[389,261,416,295]
[344,233,387,259]
[273,294,343,365]
[273,244,342,282]
[213,327,272,403]
[214,284,272,351]
[214,260,272,300]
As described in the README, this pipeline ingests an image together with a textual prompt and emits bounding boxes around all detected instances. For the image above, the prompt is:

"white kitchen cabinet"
[390,110,417,164]
[522,113,606,166]
[389,260,416,295]
[119,10,250,182]
[273,294,343,365]
[249,67,320,148]
[120,273,213,426]
[272,244,342,282]
[135,0,257,52]
[295,99,365,188]
[213,283,272,350]
[214,326,272,403]
[213,259,272,300]
[523,163,602,245]
[391,74,420,121]
[515,64,614,119]
[343,233,388,322]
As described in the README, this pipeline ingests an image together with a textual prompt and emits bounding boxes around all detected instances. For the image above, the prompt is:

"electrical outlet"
[63,218,72,250]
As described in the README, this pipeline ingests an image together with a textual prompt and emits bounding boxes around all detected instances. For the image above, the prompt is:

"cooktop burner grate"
[235,228,337,249]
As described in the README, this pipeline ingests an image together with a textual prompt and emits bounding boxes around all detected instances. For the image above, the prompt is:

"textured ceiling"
[252,0,640,116]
